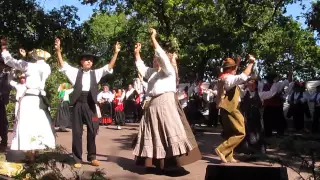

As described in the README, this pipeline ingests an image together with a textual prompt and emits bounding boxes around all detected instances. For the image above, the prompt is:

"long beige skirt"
[133,92,193,159]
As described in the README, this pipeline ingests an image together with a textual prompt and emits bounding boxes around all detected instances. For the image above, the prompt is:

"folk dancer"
[287,82,311,132]
[133,28,196,171]
[310,85,320,133]
[55,38,121,168]
[239,76,282,154]
[262,72,290,137]
[124,84,139,123]
[113,89,125,130]
[1,44,55,161]
[55,83,73,132]
[97,84,114,126]
[215,55,255,163]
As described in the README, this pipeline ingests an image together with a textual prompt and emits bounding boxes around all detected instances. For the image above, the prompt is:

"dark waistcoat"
[70,70,98,106]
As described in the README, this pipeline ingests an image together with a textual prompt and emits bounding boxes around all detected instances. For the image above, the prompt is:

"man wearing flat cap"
[55,38,120,168]
[215,55,255,163]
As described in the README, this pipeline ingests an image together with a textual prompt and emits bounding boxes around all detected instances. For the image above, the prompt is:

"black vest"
[70,70,98,106]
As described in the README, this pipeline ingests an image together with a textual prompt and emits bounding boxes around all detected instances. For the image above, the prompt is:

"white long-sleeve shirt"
[2,51,50,96]
[136,47,176,97]
[60,62,113,91]
[97,91,114,103]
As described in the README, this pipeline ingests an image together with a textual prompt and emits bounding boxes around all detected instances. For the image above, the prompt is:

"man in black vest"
[55,38,121,168]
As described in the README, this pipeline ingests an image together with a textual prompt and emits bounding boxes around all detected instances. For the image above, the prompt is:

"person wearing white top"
[9,73,27,117]
[55,38,120,168]
[97,84,114,125]
[215,55,255,163]
[287,82,311,131]
[239,77,284,154]
[55,83,74,132]
[1,44,55,161]
[132,29,195,170]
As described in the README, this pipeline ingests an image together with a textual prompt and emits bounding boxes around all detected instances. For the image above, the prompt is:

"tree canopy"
[0,0,319,116]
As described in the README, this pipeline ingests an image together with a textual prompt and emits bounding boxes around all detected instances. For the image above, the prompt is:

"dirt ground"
[1,123,312,180]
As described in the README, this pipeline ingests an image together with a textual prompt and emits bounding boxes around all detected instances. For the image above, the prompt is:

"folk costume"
[262,73,288,137]
[215,58,253,163]
[55,83,73,131]
[133,46,194,169]
[9,73,27,117]
[124,86,139,123]
[310,85,320,133]
[239,78,280,154]
[97,87,114,125]
[113,91,125,129]
[60,56,112,165]
[1,49,55,151]
[287,82,311,131]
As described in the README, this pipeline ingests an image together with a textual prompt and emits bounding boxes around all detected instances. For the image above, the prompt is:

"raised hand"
[55,38,61,51]
[114,42,121,53]
[19,48,26,57]
[134,43,141,54]
[149,28,157,38]
[248,54,256,63]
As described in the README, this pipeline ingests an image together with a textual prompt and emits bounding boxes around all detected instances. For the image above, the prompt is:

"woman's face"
[117,89,122,94]
[112,90,116,94]
[247,80,256,92]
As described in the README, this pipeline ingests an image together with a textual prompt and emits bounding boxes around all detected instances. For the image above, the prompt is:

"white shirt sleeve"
[59,62,79,86]
[97,92,103,102]
[258,82,279,101]
[154,47,175,76]
[94,64,113,83]
[224,73,248,91]
[10,80,18,89]
[1,51,29,72]
[135,59,157,80]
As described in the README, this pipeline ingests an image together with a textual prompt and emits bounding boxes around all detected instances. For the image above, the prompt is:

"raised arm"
[1,43,29,72]
[258,82,280,101]
[54,38,78,85]
[94,42,120,83]
[134,43,155,79]
[150,28,175,76]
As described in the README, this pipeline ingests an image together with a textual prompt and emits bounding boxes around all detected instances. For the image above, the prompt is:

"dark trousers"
[263,106,286,137]
[312,107,320,133]
[0,102,8,146]
[72,102,97,163]
[209,102,219,127]
[292,104,305,131]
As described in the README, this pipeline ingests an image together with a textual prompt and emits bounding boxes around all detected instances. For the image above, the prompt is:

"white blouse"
[2,51,50,96]
[60,62,113,91]
[136,47,176,97]
[97,91,114,102]
[10,81,27,101]
[58,88,74,102]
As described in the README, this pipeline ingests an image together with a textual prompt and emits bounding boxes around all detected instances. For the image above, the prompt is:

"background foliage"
[1,0,319,119]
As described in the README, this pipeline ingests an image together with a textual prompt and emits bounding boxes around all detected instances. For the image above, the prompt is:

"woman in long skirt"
[133,29,197,171]
[1,47,56,161]
[113,89,125,130]
[55,83,73,131]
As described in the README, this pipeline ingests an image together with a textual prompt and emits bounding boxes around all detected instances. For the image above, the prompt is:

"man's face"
[128,84,132,90]
[80,58,93,70]
[103,86,109,92]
